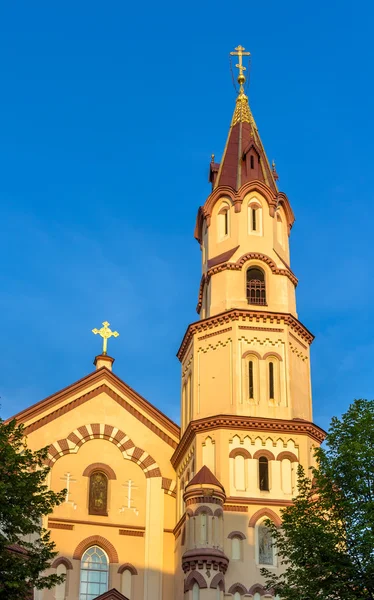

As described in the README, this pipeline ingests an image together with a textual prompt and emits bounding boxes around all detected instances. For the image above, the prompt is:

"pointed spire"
[211,46,278,193]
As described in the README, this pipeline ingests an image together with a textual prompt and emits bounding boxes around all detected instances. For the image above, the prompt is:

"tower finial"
[230,45,250,92]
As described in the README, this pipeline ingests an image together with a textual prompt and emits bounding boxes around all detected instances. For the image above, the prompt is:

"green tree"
[0,417,66,599]
[262,399,374,600]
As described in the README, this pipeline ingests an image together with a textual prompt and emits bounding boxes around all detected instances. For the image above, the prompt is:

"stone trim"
[229,448,251,459]
[51,557,73,570]
[228,530,246,540]
[194,505,213,516]
[184,571,208,591]
[276,451,298,462]
[119,530,144,537]
[161,477,177,497]
[48,521,74,530]
[225,497,292,508]
[228,583,247,595]
[207,251,298,285]
[223,504,248,512]
[172,414,325,468]
[253,449,276,461]
[263,351,283,361]
[46,423,162,478]
[178,308,314,361]
[10,368,179,442]
[73,535,119,563]
[48,517,145,531]
[82,463,117,480]
[182,548,229,575]
[210,572,225,591]
[117,564,138,575]
[248,507,282,528]
[248,583,271,596]
[214,508,223,517]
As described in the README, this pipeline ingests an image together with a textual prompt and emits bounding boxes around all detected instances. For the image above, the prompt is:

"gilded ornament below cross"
[230,45,250,88]
[92,321,119,355]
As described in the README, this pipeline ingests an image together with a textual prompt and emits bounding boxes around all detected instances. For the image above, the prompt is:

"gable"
[9,367,180,448]
[93,588,128,600]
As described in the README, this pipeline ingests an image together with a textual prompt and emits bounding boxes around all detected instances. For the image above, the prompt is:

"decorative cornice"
[9,367,179,442]
[182,548,229,575]
[172,415,325,468]
[178,309,314,361]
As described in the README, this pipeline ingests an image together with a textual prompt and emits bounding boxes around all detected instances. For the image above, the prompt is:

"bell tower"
[172,46,324,599]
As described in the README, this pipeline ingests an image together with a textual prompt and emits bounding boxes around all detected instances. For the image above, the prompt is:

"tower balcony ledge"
[182,547,229,574]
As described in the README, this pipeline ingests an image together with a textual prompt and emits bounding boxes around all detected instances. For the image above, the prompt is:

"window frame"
[79,545,109,600]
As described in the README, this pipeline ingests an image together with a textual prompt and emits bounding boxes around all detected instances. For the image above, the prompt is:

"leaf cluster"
[261,399,374,600]
[0,418,66,599]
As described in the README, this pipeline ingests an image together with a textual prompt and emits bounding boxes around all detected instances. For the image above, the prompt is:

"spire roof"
[186,465,224,490]
[210,48,278,193]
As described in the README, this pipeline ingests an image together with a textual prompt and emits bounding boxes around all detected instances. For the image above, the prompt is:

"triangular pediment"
[93,588,128,600]
[8,365,180,447]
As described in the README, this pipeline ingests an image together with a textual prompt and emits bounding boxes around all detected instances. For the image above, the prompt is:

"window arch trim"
[184,571,208,592]
[263,352,283,361]
[276,451,298,462]
[228,583,247,595]
[51,556,73,570]
[194,505,213,516]
[229,448,251,459]
[117,563,138,575]
[210,572,225,590]
[228,531,246,540]
[253,449,275,461]
[249,507,282,528]
[242,350,262,360]
[83,463,117,480]
[73,535,118,563]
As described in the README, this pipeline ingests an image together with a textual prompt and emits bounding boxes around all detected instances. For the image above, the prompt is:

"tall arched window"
[269,361,275,400]
[246,268,266,305]
[248,199,263,235]
[231,536,242,560]
[259,457,269,491]
[257,522,275,566]
[200,512,208,544]
[79,546,109,600]
[192,582,200,600]
[89,471,108,515]
[234,592,241,600]
[54,563,67,600]
[276,213,284,247]
[218,203,230,240]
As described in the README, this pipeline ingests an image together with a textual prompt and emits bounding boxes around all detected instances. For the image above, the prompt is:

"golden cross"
[92,321,119,355]
[230,45,250,86]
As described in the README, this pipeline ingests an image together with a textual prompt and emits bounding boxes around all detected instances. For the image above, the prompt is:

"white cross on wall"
[61,472,77,509]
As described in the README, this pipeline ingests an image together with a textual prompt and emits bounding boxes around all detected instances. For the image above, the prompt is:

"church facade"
[11,47,325,600]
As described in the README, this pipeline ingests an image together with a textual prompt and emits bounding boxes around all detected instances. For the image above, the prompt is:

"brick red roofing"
[187,465,224,490]
[211,93,278,193]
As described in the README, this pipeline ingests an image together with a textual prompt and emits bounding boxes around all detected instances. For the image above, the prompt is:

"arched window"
[79,546,109,600]
[234,592,241,600]
[265,354,281,404]
[121,569,132,599]
[231,536,242,560]
[248,199,263,235]
[89,471,108,516]
[54,563,67,600]
[254,593,261,600]
[246,268,266,305]
[234,455,246,491]
[249,360,254,399]
[218,203,230,240]
[276,213,284,247]
[192,582,200,600]
[257,522,275,566]
[269,361,275,400]
[259,457,269,491]
[200,512,208,544]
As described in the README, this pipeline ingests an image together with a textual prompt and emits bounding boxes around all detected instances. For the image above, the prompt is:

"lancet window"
[257,522,275,566]
[79,546,109,600]
[89,471,108,516]
[246,267,266,305]
[218,202,230,240]
[259,457,269,491]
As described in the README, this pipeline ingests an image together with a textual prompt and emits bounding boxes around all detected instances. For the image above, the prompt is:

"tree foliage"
[0,418,66,599]
[262,399,374,600]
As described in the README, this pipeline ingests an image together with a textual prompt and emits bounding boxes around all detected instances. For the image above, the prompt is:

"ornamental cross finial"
[230,45,250,90]
[92,321,119,355]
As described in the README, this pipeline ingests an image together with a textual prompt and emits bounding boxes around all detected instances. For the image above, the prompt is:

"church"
[10,46,325,600]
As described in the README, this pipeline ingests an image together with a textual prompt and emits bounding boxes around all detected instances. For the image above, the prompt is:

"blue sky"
[0,0,373,431]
